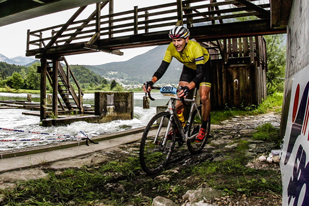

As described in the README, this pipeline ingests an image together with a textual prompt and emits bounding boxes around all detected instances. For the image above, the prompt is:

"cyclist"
[143,25,211,142]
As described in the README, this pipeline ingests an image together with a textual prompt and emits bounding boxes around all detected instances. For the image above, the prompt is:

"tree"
[265,34,286,94]
[110,80,117,90]
[11,72,24,90]
[25,63,40,89]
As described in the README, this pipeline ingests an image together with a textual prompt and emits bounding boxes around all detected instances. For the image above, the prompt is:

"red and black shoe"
[195,128,206,142]
[167,129,178,140]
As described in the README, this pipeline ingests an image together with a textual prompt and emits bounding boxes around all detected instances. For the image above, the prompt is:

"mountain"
[84,45,183,85]
[0,53,36,66]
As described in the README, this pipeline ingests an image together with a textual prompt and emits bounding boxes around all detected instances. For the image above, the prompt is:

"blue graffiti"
[287,145,309,206]
[284,82,309,165]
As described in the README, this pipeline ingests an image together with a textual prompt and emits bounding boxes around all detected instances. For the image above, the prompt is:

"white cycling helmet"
[168,26,190,39]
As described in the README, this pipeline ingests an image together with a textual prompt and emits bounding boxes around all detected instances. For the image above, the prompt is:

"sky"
[0,0,173,65]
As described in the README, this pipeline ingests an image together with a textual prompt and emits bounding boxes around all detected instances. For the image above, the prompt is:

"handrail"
[26,0,271,53]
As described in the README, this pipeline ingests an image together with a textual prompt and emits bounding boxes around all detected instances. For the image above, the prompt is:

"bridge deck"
[25,0,286,58]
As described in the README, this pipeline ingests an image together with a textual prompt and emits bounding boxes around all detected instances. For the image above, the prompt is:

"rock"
[259,155,267,162]
[225,143,238,149]
[211,139,233,146]
[152,196,178,206]
[273,155,280,163]
[267,156,273,163]
[0,168,48,182]
[182,187,221,203]
[182,200,217,206]
[239,129,256,134]
[154,175,170,182]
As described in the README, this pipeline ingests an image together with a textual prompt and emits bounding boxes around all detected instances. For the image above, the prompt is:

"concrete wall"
[281,0,309,133]
[95,92,133,123]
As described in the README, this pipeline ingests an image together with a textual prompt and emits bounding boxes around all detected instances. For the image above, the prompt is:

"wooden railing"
[207,35,267,66]
[26,0,270,53]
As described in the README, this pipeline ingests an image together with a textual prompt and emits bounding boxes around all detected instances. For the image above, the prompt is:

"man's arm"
[143,60,170,92]
[153,60,170,81]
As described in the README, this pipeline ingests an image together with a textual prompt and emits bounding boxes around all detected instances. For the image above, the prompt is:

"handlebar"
[144,85,187,106]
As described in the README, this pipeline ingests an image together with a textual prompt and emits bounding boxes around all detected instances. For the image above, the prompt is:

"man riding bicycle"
[143,25,211,142]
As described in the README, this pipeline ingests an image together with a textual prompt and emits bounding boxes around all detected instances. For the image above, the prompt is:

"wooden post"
[40,58,47,121]
[52,58,59,118]
[134,6,138,35]
[26,29,30,51]
[177,0,183,23]
[109,0,114,38]
[255,36,260,67]
[96,3,101,40]
[249,36,254,65]
[145,10,149,33]
[95,92,106,116]
[184,1,192,28]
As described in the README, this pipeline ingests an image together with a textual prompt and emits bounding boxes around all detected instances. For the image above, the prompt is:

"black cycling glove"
[144,81,154,90]
[180,86,190,97]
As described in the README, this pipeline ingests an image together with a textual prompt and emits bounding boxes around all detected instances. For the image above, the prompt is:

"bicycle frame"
[159,88,202,145]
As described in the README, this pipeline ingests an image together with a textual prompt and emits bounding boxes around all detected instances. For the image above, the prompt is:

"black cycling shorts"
[179,61,211,87]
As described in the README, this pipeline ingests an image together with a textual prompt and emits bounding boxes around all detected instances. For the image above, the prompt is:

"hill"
[0,53,35,66]
[0,61,107,86]
[84,45,183,85]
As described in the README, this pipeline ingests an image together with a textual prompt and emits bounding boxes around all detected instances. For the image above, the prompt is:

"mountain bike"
[139,86,210,175]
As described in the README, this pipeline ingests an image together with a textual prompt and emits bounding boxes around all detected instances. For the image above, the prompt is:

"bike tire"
[139,112,176,175]
[187,106,210,154]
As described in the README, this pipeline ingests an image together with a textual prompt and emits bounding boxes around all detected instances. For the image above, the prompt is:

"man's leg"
[199,85,211,122]
[196,85,211,141]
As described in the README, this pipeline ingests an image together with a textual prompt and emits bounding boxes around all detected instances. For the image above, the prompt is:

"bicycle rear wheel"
[139,112,176,175]
[187,106,210,154]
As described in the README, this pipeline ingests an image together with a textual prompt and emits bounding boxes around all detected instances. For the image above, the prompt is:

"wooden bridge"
[24,0,286,120]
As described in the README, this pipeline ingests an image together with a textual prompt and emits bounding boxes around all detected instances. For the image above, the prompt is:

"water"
[0,92,170,151]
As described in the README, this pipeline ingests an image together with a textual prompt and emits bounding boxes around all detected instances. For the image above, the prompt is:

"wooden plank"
[249,36,254,65]
[236,0,270,18]
[145,10,149,33]
[255,36,260,67]
[40,58,47,120]
[46,6,87,48]
[109,0,114,38]
[134,6,138,35]
[239,37,243,57]
[177,0,183,22]
[52,59,58,118]
[243,37,249,56]
[232,38,237,57]
[270,0,292,28]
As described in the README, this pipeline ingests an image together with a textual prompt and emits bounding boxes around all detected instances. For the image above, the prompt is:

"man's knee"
[200,95,209,103]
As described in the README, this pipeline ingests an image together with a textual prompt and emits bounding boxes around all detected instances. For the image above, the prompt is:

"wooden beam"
[40,58,47,121]
[236,0,270,18]
[270,0,293,29]
[46,6,87,48]
[64,2,107,45]
[52,58,58,118]
[27,20,285,57]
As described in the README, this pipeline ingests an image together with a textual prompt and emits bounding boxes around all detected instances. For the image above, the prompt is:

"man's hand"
[143,81,154,93]
[178,86,190,98]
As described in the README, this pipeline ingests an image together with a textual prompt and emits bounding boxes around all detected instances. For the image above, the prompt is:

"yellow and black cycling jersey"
[163,40,210,70]
[153,39,211,87]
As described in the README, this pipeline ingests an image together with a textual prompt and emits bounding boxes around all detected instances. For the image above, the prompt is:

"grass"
[0,93,283,205]
[211,93,283,124]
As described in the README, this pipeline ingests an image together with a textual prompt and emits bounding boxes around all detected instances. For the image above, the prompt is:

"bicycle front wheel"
[139,112,175,175]
[187,106,210,154]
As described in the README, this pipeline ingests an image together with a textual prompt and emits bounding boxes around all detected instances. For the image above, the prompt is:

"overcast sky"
[0,0,173,65]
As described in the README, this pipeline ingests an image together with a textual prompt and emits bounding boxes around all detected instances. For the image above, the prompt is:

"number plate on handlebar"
[160,86,177,95]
